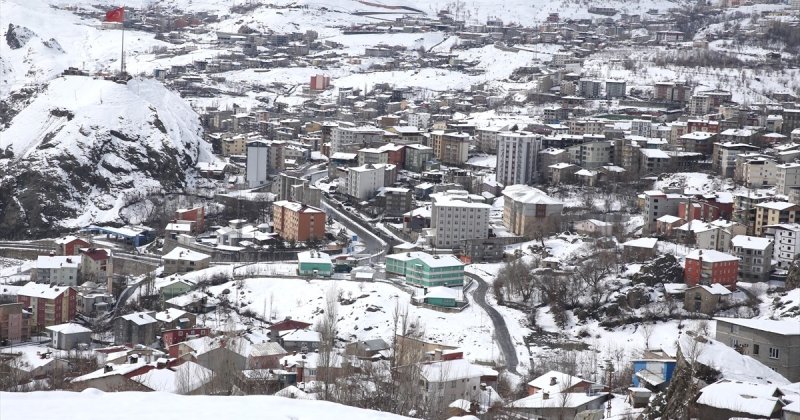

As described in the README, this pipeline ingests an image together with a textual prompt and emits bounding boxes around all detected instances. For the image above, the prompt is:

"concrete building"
[404,144,435,172]
[46,323,92,350]
[429,190,490,249]
[730,235,773,283]
[642,190,686,234]
[331,126,384,153]
[568,140,613,169]
[430,131,470,165]
[80,248,113,292]
[0,303,30,344]
[776,163,800,195]
[343,163,392,201]
[755,201,800,236]
[684,284,732,315]
[386,251,465,287]
[297,251,333,277]
[605,80,626,98]
[162,247,211,275]
[115,311,158,346]
[34,255,80,286]
[764,223,800,269]
[502,185,564,238]
[246,140,271,188]
[419,358,498,408]
[713,142,761,178]
[407,112,431,129]
[496,131,542,186]
[379,187,413,217]
[272,200,326,242]
[715,317,800,382]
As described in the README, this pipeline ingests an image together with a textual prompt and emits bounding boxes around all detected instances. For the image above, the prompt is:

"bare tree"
[316,283,339,401]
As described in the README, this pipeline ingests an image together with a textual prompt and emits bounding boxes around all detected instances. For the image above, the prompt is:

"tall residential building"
[0,303,30,344]
[272,200,326,242]
[776,163,800,195]
[730,235,773,283]
[642,190,686,234]
[754,201,800,236]
[502,185,564,238]
[16,282,77,332]
[712,142,761,179]
[430,131,471,165]
[331,126,384,153]
[246,140,272,188]
[496,131,543,186]
[429,190,490,249]
[404,144,435,172]
[764,223,800,269]
[343,163,395,200]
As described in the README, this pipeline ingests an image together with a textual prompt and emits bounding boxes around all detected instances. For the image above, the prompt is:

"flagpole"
[120,18,125,76]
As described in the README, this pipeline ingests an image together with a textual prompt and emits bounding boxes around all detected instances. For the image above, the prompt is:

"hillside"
[0,76,214,238]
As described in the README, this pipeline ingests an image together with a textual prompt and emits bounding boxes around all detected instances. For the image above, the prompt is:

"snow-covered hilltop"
[0,76,214,238]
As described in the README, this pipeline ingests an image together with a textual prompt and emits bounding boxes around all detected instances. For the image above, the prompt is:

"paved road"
[466,271,519,374]
[112,276,150,317]
[320,197,390,262]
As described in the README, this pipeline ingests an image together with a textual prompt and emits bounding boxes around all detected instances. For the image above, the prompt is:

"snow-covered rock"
[0,75,214,237]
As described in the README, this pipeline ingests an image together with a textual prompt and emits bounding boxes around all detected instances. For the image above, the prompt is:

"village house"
[279,329,321,352]
[114,312,158,346]
[683,284,732,315]
[418,358,499,410]
[526,370,597,396]
[631,350,676,391]
[46,322,92,350]
[694,380,787,419]
[161,247,211,275]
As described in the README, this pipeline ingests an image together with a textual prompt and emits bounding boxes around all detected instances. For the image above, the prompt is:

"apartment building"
[343,163,395,200]
[385,252,465,287]
[16,282,77,332]
[754,201,800,236]
[502,184,564,238]
[684,249,739,290]
[246,140,272,188]
[730,235,773,283]
[430,131,471,165]
[331,125,384,153]
[776,163,800,195]
[642,190,686,234]
[764,223,800,269]
[496,131,542,186]
[272,200,326,242]
[712,142,761,178]
[404,144,435,172]
[34,255,80,286]
[0,303,31,344]
[568,140,613,169]
[715,318,800,381]
[162,247,212,275]
[740,158,777,188]
[429,190,490,249]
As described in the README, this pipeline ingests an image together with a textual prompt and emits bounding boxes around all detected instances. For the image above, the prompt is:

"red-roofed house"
[54,236,91,256]
[268,318,312,341]
[175,207,205,233]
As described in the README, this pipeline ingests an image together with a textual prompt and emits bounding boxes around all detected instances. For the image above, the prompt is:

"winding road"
[466,271,519,374]
[320,196,391,263]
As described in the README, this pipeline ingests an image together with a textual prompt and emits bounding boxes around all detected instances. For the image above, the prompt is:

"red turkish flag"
[105,7,124,23]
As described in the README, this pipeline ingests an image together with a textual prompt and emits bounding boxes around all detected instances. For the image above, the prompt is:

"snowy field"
[0,390,416,420]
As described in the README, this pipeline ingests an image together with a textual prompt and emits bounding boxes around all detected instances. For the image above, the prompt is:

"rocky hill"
[0,76,214,239]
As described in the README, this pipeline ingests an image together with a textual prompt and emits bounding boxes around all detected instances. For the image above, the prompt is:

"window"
[451,381,457,389]
[753,344,759,355]
[769,347,779,359]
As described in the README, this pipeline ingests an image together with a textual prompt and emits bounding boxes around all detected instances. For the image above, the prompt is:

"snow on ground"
[204,277,506,365]
[325,32,446,55]
[466,154,496,168]
[0,389,416,420]
[0,0,169,96]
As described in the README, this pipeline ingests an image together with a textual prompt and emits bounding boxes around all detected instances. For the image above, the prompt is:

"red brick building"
[16,282,77,332]
[175,207,205,233]
[272,201,326,242]
[684,249,739,290]
[54,236,91,256]
[164,327,211,356]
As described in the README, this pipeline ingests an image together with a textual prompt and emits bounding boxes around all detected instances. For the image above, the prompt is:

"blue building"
[631,350,676,391]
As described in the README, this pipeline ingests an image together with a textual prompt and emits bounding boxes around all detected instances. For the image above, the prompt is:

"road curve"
[466,271,519,374]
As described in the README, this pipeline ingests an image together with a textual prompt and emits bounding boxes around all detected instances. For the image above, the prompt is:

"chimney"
[104,364,113,373]
[542,392,550,400]
[550,376,557,386]
[129,355,138,364]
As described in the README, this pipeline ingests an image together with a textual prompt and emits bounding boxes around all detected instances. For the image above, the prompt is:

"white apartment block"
[35,255,80,286]
[343,163,391,200]
[568,140,614,169]
[776,163,800,195]
[246,140,271,188]
[331,126,384,153]
[630,119,654,137]
[496,131,542,186]
[765,223,800,269]
[407,112,431,130]
[742,158,777,188]
[429,190,490,249]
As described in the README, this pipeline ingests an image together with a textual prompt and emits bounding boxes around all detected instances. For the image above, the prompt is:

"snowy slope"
[0,0,169,97]
[0,390,416,420]
[0,75,214,237]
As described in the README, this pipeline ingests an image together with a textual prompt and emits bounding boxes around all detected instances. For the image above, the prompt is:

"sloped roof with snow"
[731,235,772,251]
[17,282,73,300]
[695,380,782,417]
[162,247,210,262]
[420,359,497,382]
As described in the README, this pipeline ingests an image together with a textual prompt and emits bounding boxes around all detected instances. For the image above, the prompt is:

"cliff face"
[0,76,213,239]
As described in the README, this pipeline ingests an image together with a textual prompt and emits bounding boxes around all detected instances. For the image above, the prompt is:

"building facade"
[429,191,490,249]
[16,282,77,332]
[502,185,564,238]
[272,200,326,242]
[715,318,800,382]
[386,252,465,287]
[496,131,542,186]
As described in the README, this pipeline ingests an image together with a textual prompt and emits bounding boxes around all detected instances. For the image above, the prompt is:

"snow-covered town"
[1,0,800,419]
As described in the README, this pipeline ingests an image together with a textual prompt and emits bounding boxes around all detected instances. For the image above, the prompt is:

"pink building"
[310,74,330,90]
